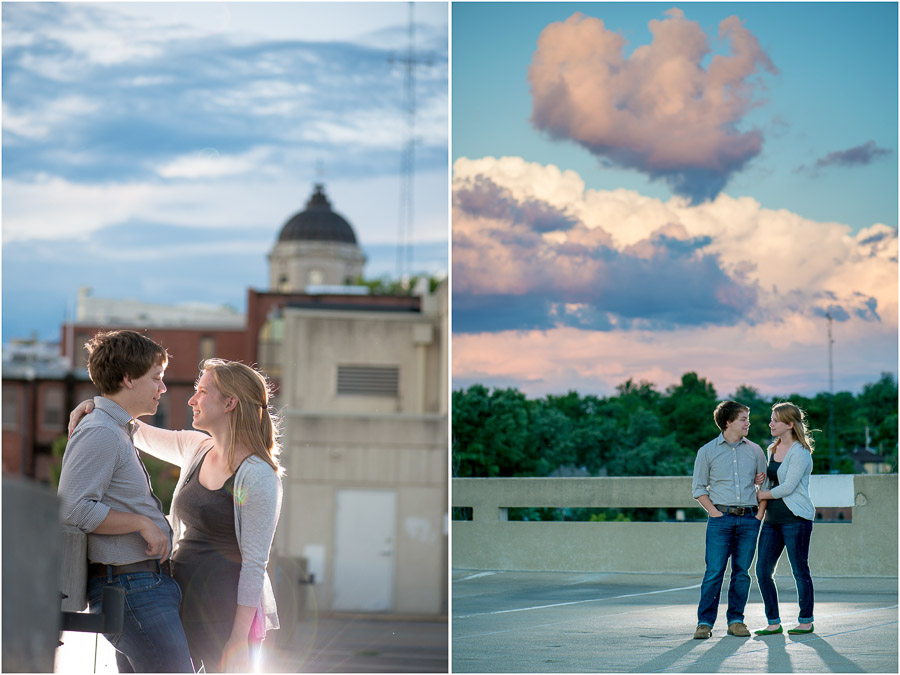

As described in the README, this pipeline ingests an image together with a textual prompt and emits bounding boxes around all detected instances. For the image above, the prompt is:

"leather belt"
[715,505,757,516]
[88,559,173,579]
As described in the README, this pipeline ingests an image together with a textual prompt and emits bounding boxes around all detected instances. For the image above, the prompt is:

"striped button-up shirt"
[692,433,767,507]
[57,396,173,565]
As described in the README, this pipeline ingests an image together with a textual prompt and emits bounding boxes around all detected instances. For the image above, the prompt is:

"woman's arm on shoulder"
[133,420,212,465]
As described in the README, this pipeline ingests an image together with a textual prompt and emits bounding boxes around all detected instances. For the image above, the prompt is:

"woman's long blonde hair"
[771,401,815,454]
[201,359,284,476]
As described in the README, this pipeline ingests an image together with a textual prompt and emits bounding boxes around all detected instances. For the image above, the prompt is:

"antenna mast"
[395,2,426,283]
[826,312,836,471]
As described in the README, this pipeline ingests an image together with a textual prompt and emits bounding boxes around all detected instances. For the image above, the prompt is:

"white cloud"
[155,147,277,180]
[2,167,449,247]
[3,96,100,140]
[295,112,409,149]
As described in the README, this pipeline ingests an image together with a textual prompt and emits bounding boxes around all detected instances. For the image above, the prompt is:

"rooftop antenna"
[390,2,431,284]
[314,158,327,188]
[826,312,836,472]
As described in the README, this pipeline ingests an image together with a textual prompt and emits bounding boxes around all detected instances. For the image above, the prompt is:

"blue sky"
[452,2,897,397]
[3,2,449,342]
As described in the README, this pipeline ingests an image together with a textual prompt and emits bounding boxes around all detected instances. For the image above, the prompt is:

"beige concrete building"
[265,285,448,615]
[262,185,448,615]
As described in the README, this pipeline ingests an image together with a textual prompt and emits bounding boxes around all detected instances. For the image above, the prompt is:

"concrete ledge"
[451,475,897,577]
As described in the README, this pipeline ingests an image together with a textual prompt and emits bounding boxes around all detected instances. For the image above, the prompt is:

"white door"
[333,489,396,611]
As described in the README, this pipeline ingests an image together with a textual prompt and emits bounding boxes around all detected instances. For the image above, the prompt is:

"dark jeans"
[87,571,194,673]
[697,512,762,627]
[756,520,815,624]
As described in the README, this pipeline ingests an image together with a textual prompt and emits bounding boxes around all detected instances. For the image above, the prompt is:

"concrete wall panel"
[452,476,897,577]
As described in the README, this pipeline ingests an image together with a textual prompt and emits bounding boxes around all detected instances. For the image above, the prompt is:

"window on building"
[337,365,400,397]
[307,269,324,286]
[75,333,91,369]
[2,386,18,430]
[43,388,64,430]
[199,336,216,363]
[258,317,283,379]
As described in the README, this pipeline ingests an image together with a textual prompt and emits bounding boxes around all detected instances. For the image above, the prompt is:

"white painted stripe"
[453,583,701,619]
[454,603,677,640]
[457,571,499,582]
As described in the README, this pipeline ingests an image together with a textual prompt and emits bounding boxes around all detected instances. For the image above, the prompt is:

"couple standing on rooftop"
[692,399,817,639]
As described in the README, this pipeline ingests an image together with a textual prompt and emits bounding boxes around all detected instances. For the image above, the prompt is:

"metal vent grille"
[337,365,399,396]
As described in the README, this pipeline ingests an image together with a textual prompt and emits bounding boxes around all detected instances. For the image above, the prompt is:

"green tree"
[732,385,772,448]
[451,372,895,479]
[857,372,899,471]
[452,385,535,476]
[659,372,719,453]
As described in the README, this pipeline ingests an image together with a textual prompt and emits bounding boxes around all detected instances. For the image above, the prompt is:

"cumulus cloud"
[528,9,777,203]
[453,156,897,342]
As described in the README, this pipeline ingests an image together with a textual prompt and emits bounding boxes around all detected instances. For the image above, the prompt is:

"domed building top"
[277,184,358,245]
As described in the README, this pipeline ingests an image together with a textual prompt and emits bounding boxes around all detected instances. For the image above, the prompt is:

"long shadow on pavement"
[781,631,870,673]
[634,638,706,672]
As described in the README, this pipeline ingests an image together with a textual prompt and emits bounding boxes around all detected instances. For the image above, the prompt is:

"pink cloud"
[451,156,897,396]
[528,9,777,202]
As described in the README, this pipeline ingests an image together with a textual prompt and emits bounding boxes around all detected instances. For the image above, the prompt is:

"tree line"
[453,371,898,478]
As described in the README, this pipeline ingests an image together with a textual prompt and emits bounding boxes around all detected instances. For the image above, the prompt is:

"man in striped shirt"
[58,330,193,672]
[691,401,767,640]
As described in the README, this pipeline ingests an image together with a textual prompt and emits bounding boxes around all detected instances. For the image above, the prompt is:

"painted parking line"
[457,571,500,582]
[454,603,680,640]
[453,583,702,619]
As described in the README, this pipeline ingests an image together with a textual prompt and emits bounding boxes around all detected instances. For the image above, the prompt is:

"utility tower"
[826,312,836,471]
[391,2,430,283]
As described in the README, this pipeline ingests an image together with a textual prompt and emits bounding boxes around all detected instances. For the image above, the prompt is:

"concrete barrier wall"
[452,475,897,577]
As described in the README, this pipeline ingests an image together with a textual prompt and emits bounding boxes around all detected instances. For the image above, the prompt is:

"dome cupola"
[277,184,358,244]
[268,183,367,293]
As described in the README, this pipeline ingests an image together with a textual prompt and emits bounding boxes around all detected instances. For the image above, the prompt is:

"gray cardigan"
[134,422,283,633]
[762,440,815,521]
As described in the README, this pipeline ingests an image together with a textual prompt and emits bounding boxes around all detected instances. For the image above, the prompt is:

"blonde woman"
[70,359,284,672]
[753,402,816,636]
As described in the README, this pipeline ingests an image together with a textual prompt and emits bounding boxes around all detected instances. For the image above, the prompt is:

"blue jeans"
[697,512,762,627]
[87,571,194,673]
[756,520,815,624]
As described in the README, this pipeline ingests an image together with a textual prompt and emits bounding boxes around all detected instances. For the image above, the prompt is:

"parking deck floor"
[452,570,897,673]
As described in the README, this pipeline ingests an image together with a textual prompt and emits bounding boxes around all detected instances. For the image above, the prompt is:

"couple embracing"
[692,400,816,640]
[58,330,283,672]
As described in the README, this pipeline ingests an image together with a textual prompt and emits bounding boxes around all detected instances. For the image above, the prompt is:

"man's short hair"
[713,400,749,431]
[86,330,168,395]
